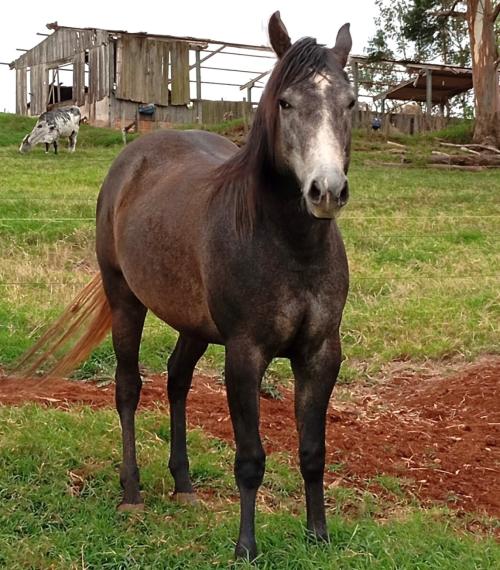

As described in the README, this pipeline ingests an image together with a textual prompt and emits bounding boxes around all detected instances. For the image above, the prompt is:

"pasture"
[0,112,499,568]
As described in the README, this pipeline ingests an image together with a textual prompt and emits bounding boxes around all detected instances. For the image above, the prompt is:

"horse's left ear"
[268,11,292,58]
[331,23,352,68]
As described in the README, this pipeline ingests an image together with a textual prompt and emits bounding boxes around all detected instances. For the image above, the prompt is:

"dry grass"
[0,117,498,379]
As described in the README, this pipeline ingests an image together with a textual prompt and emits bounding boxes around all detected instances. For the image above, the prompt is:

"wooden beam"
[56,69,61,103]
[352,60,359,127]
[201,65,267,74]
[195,49,202,100]
[240,69,271,91]
[426,70,433,117]
[191,79,263,88]
[191,45,225,68]
[201,49,274,59]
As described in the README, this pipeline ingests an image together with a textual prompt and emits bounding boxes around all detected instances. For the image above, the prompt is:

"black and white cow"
[19,106,81,154]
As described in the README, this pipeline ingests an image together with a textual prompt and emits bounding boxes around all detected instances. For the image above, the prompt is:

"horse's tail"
[13,273,112,378]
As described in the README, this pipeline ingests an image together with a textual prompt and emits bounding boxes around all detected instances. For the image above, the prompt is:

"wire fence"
[0,212,498,288]
[0,214,499,220]
[0,274,498,287]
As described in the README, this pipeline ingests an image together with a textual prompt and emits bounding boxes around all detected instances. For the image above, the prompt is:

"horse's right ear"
[331,23,352,68]
[268,11,291,58]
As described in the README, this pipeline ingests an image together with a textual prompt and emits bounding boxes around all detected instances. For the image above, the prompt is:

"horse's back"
[98,129,236,209]
[96,128,237,263]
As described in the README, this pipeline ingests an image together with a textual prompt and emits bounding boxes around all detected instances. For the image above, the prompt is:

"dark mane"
[212,38,328,235]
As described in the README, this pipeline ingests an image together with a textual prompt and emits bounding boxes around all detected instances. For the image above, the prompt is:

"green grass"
[0,405,498,569]
[0,112,499,381]
[353,119,475,147]
[425,120,474,144]
[0,111,499,566]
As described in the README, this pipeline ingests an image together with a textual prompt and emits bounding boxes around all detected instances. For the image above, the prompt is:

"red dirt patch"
[1,357,499,518]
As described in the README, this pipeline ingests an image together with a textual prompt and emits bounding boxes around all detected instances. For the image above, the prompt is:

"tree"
[465,0,500,145]
[369,0,470,64]
[366,0,471,113]
[369,0,500,146]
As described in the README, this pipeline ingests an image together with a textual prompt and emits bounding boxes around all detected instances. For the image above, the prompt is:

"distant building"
[10,23,271,130]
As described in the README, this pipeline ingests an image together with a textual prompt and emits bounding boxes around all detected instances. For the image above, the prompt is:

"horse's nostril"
[338,182,349,206]
[309,181,322,203]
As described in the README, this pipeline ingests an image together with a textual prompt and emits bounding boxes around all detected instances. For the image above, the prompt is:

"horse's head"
[265,12,354,219]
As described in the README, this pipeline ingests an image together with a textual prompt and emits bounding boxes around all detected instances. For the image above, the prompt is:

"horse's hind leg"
[101,268,147,510]
[167,334,207,501]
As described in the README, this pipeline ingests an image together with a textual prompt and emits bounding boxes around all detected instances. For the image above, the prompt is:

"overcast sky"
[0,1,378,113]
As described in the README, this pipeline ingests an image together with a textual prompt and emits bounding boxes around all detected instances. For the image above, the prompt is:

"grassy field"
[0,405,498,569]
[0,112,498,380]
[0,113,499,567]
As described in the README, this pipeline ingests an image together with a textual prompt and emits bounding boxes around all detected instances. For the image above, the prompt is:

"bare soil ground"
[1,356,498,518]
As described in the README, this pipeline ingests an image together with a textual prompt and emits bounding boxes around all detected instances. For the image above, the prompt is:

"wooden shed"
[10,23,274,130]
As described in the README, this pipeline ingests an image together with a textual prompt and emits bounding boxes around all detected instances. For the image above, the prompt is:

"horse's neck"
[259,173,334,255]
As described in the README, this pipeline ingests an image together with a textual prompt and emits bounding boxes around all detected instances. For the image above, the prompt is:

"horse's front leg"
[291,333,342,542]
[224,341,268,560]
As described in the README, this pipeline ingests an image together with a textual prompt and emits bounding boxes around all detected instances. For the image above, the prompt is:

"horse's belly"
[124,264,222,342]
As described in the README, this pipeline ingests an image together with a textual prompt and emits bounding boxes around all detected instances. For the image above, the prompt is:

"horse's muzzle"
[306,178,349,219]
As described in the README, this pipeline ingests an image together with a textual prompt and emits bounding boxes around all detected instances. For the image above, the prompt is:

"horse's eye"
[279,99,292,110]
[348,99,356,109]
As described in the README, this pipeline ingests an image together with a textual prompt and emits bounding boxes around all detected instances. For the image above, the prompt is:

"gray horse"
[18,11,354,560]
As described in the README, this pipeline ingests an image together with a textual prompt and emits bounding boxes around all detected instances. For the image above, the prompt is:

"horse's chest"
[242,282,342,351]
[278,287,339,340]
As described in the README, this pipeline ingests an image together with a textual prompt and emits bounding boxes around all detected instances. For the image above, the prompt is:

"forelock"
[268,37,327,98]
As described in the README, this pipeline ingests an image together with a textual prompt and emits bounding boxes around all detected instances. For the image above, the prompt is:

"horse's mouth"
[308,203,338,219]
[305,179,349,219]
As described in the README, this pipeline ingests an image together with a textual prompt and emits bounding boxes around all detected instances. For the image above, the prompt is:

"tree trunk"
[466,0,500,147]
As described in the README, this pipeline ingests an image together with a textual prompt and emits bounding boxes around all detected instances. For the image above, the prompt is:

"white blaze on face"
[313,75,343,157]
[298,74,344,198]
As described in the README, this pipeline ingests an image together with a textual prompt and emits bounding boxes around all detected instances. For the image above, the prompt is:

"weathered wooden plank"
[135,37,147,102]
[87,44,109,103]
[30,64,48,115]
[170,42,190,105]
[108,40,115,126]
[98,44,105,100]
[146,40,158,103]
[115,39,123,99]
[162,42,170,106]
[116,37,170,106]
[14,28,109,69]
[88,47,97,102]
[73,52,85,105]
[154,41,170,106]
[200,99,253,124]
[16,68,28,115]
[116,35,134,101]
[144,40,169,105]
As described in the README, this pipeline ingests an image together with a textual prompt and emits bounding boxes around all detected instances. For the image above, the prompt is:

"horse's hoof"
[172,492,198,505]
[117,502,145,512]
[306,528,330,544]
[235,541,258,561]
